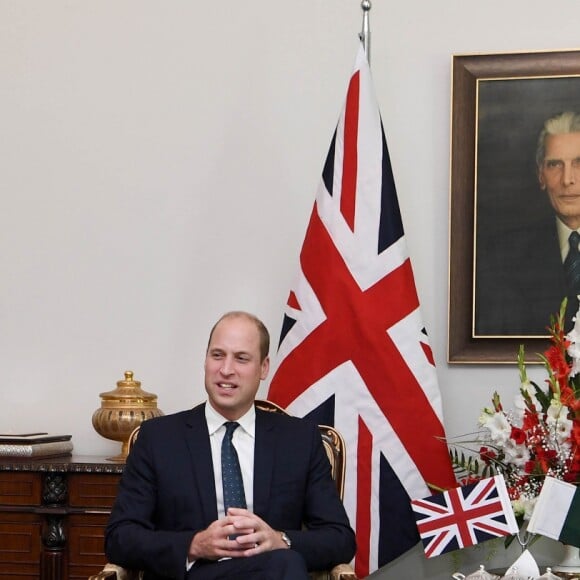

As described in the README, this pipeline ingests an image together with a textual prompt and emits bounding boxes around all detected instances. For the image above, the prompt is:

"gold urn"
[92,371,163,462]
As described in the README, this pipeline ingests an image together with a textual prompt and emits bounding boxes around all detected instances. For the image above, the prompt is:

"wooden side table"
[0,455,124,580]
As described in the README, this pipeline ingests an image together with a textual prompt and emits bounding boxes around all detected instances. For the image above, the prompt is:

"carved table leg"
[40,473,67,580]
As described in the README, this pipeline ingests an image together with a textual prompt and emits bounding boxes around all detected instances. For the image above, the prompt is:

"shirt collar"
[556,217,579,261]
[205,402,256,438]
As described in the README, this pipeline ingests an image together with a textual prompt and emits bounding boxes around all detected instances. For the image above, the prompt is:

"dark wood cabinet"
[0,456,123,580]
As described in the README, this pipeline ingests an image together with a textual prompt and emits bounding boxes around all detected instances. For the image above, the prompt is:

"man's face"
[539,132,580,230]
[204,315,269,421]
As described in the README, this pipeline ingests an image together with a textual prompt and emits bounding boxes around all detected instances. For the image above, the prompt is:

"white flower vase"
[553,543,580,574]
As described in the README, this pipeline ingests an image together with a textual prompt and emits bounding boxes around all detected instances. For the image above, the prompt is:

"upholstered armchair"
[89,400,357,580]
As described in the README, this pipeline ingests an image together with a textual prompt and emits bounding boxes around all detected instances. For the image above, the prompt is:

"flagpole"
[359,0,371,65]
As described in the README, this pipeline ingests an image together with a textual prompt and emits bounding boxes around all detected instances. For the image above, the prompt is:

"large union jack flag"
[267,44,456,576]
[411,475,519,558]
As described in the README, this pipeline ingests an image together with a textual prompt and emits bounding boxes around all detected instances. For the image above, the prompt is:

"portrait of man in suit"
[472,74,580,337]
[105,311,356,580]
[475,110,580,336]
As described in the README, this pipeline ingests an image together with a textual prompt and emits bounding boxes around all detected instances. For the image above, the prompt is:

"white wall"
[1,1,578,578]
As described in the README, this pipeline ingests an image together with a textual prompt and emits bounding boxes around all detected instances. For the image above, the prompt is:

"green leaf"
[532,382,551,411]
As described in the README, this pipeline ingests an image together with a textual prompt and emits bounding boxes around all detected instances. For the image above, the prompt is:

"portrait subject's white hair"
[536,111,580,168]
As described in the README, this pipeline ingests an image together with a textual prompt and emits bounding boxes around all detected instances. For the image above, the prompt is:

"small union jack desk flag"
[411,475,519,558]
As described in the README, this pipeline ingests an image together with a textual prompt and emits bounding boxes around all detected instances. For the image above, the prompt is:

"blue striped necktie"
[221,422,247,512]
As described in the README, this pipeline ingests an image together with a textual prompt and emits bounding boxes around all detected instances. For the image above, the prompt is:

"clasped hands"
[188,508,288,562]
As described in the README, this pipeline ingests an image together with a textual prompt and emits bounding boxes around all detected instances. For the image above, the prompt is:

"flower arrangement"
[449,299,580,525]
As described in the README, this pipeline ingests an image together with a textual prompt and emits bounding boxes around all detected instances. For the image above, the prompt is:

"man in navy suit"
[105,311,356,580]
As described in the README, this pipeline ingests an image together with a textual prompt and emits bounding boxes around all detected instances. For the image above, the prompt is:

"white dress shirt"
[556,217,580,262]
[187,403,257,570]
[205,402,255,518]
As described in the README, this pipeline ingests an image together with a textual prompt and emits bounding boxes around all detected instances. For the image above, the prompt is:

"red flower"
[544,345,570,381]
[479,446,497,465]
[572,420,580,445]
[510,426,527,445]
[532,447,558,473]
[459,475,480,486]
[564,448,580,483]
[560,384,576,408]
[521,410,539,431]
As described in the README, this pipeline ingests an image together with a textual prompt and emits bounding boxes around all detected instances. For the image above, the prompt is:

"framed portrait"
[448,49,580,363]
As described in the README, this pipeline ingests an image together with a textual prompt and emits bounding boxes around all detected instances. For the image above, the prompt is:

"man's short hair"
[207,311,270,362]
[536,111,580,168]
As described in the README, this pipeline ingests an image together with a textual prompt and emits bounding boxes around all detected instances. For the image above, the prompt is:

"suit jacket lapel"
[184,403,219,524]
[253,408,276,517]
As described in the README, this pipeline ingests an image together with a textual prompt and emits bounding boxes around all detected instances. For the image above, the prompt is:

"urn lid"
[98,371,159,403]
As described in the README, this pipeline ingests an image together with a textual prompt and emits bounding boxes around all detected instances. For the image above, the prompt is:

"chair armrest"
[88,563,142,580]
[90,561,355,580]
[88,572,117,580]
[330,563,358,580]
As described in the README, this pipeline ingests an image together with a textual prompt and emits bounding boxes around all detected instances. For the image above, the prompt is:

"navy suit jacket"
[105,403,356,580]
